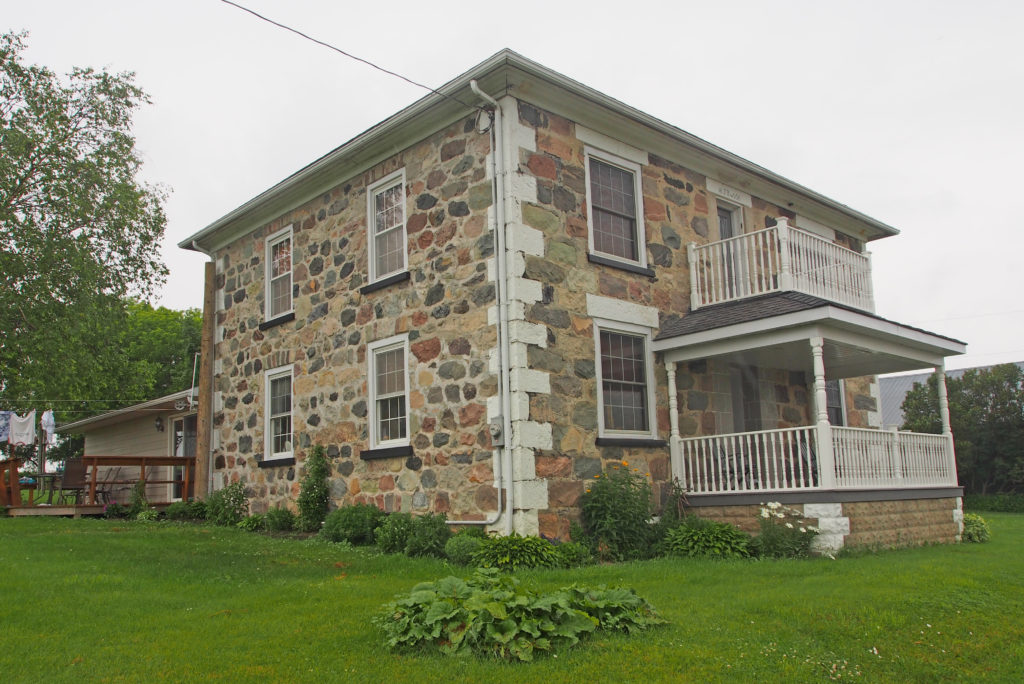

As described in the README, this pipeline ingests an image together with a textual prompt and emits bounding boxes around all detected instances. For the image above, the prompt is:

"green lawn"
[1,515,1022,683]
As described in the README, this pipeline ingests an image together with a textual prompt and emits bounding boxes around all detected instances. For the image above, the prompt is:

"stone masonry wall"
[212,115,500,517]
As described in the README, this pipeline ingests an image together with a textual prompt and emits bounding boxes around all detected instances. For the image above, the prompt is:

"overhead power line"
[219,0,485,113]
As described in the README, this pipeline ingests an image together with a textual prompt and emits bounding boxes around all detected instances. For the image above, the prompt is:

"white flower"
[785,522,793,529]
[799,527,806,533]
[761,509,770,519]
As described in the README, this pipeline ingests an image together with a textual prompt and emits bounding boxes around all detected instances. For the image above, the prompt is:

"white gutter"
[445,80,514,533]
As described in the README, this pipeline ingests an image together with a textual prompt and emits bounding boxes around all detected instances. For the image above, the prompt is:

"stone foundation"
[684,496,962,551]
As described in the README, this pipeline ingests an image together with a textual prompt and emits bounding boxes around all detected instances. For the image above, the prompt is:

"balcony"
[687,218,874,313]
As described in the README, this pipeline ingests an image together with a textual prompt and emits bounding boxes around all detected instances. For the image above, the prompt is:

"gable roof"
[181,49,899,254]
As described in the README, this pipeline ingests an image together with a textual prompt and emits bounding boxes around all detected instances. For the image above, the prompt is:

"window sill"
[258,312,295,331]
[596,437,667,448]
[587,253,655,277]
[360,270,410,295]
[360,444,413,461]
[258,457,296,469]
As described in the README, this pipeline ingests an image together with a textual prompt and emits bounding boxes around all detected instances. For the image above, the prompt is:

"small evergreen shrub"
[555,541,593,568]
[664,517,751,558]
[473,532,560,571]
[206,482,249,526]
[404,512,452,558]
[375,512,414,553]
[320,503,385,544]
[444,533,483,566]
[375,568,665,661]
[580,461,654,561]
[263,506,295,532]
[962,512,991,543]
[750,502,819,558]
[296,445,330,532]
[237,513,264,532]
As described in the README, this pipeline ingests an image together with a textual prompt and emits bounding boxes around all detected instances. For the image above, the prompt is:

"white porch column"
[666,361,683,482]
[776,217,794,292]
[935,361,957,479]
[810,336,836,488]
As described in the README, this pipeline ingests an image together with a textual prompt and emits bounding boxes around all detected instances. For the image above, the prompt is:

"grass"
[1,515,1022,683]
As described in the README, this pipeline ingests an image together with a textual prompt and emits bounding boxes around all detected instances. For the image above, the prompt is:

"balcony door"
[718,203,746,298]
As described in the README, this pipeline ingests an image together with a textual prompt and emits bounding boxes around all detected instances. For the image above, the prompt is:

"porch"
[653,290,967,502]
[688,218,875,313]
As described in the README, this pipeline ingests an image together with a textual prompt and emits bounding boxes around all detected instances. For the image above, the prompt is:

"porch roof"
[652,293,966,378]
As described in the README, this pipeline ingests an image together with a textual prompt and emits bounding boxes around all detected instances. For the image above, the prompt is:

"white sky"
[6,0,1023,372]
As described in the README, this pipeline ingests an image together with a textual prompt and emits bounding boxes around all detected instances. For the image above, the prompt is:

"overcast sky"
[7,0,1022,372]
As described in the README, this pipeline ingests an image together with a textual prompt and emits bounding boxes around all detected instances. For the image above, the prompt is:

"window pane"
[590,159,638,261]
[269,235,292,316]
[377,396,407,442]
[375,226,404,277]
[373,182,405,278]
[600,331,649,432]
[268,372,292,456]
[375,347,405,397]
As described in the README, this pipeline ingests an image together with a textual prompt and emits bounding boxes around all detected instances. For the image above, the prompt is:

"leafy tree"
[0,31,167,419]
[901,364,1024,494]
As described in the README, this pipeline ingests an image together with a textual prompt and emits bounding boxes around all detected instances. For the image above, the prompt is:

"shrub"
[663,517,751,558]
[135,508,160,522]
[580,461,654,561]
[237,513,264,532]
[187,499,207,520]
[206,482,249,527]
[165,501,191,521]
[128,481,148,517]
[750,502,819,559]
[374,568,664,661]
[375,512,414,553]
[263,506,295,532]
[962,512,991,543]
[404,513,452,558]
[444,533,483,566]
[964,493,1024,513]
[555,541,593,568]
[473,532,560,571]
[320,503,385,544]
[296,445,330,532]
[103,502,131,519]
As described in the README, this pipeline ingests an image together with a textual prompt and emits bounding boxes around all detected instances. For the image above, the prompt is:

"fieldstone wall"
[843,375,881,428]
[211,115,500,517]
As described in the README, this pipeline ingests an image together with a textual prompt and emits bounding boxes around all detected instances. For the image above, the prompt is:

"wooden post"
[194,260,216,500]
[810,336,836,488]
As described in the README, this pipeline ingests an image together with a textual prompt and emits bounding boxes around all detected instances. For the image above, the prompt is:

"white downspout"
[464,79,514,535]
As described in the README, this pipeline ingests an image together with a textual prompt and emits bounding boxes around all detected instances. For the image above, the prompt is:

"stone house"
[181,50,966,551]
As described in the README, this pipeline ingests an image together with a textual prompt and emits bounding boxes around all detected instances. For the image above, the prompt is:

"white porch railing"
[673,425,956,495]
[687,218,875,312]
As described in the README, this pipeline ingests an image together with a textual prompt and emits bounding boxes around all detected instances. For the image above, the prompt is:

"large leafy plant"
[580,461,654,560]
[375,568,664,661]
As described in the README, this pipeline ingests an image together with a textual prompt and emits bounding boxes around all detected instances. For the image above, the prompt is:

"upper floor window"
[368,335,410,448]
[265,225,293,320]
[265,365,293,461]
[585,147,647,269]
[367,170,407,283]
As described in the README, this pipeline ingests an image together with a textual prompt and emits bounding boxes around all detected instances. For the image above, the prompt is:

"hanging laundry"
[41,409,56,446]
[8,410,36,445]
[0,411,10,442]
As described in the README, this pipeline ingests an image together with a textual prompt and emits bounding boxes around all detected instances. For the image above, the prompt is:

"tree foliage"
[901,364,1024,494]
[0,31,168,417]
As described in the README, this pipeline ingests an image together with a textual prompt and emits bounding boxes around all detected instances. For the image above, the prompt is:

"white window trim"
[264,364,294,462]
[584,145,647,269]
[366,169,408,283]
[367,333,411,449]
[592,318,658,440]
[264,224,294,320]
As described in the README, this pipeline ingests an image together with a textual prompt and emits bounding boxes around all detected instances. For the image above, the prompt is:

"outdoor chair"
[56,457,89,505]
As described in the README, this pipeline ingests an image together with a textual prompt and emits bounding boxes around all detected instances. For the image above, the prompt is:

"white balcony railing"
[687,218,875,312]
[673,425,956,495]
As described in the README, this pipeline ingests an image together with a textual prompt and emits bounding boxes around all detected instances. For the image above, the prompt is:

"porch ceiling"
[652,296,966,379]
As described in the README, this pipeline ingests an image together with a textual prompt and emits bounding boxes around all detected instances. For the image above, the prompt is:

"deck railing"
[687,218,874,312]
[673,425,956,495]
